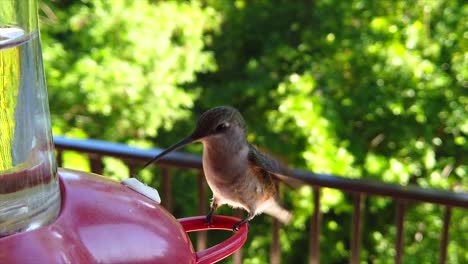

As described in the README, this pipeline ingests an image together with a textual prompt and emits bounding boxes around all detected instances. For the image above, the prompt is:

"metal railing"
[54,136,468,264]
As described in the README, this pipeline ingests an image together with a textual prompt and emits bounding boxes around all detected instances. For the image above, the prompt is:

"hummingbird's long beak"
[140,136,195,171]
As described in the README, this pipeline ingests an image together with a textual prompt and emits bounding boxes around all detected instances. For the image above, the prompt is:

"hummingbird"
[138,106,293,231]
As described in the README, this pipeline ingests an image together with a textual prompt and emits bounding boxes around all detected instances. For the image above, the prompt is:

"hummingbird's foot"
[205,212,214,225]
[205,200,219,226]
[233,211,255,231]
[232,214,253,231]
[232,221,247,232]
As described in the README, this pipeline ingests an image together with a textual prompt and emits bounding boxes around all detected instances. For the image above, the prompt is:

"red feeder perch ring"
[178,216,248,264]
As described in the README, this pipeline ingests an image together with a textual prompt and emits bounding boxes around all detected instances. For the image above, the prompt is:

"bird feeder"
[0,1,247,263]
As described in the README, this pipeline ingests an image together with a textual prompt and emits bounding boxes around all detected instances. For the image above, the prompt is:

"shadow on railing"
[53,136,468,264]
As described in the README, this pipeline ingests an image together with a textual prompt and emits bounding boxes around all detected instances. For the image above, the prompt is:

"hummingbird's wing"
[247,144,303,189]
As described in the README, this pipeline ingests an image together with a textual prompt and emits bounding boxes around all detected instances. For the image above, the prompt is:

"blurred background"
[38,0,466,263]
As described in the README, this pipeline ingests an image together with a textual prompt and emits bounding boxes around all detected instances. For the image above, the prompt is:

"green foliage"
[41,0,219,142]
[197,1,467,261]
[39,0,467,263]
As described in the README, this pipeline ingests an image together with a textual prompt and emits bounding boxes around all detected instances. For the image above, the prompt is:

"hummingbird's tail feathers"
[263,202,292,224]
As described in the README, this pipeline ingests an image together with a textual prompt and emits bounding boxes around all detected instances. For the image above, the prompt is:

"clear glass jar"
[0,0,61,236]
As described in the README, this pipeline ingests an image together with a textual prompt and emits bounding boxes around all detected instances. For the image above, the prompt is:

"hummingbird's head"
[191,106,246,140]
[137,106,247,172]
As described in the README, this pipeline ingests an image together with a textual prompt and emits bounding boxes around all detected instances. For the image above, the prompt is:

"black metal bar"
[438,206,452,264]
[350,193,365,264]
[233,209,244,264]
[271,182,281,264]
[309,186,321,264]
[395,201,406,264]
[127,162,137,178]
[56,149,63,167]
[291,169,468,209]
[88,154,103,174]
[270,218,280,264]
[232,247,243,264]
[197,172,207,251]
[54,136,202,170]
[161,167,172,212]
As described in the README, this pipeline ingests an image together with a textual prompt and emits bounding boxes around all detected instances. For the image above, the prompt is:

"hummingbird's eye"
[215,122,230,132]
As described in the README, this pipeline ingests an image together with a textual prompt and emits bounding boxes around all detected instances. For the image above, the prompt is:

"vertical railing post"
[56,149,63,167]
[309,186,321,264]
[233,209,244,264]
[270,218,281,264]
[88,154,104,174]
[395,200,406,264]
[161,167,172,212]
[350,193,365,264]
[197,171,208,251]
[127,162,137,178]
[53,138,468,264]
[232,241,243,264]
[438,206,452,264]
[270,181,281,264]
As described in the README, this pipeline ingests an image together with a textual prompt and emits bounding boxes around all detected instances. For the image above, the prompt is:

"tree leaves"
[41,0,220,142]
[39,0,466,263]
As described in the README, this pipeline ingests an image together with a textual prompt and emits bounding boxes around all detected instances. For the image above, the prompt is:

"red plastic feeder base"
[0,169,247,263]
